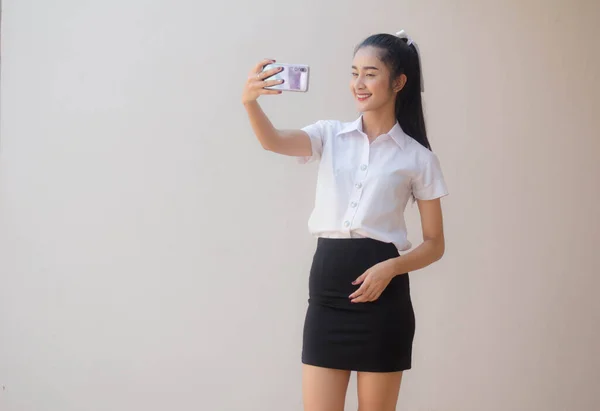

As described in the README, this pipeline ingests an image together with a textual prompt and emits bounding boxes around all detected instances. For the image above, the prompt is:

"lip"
[355,93,372,102]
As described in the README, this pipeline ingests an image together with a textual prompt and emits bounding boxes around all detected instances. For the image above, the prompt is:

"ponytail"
[355,31,432,150]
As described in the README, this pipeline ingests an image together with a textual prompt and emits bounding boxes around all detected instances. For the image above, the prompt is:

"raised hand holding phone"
[262,63,310,92]
[242,59,310,104]
[241,59,285,104]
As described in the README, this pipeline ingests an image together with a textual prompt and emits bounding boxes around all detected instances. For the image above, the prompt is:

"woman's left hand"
[349,259,397,303]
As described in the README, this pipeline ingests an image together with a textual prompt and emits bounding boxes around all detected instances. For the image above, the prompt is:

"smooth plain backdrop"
[1,0,599,410]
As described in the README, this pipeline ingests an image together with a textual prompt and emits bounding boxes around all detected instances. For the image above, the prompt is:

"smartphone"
[262,63,310,92]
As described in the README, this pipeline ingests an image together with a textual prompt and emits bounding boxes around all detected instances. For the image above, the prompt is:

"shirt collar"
[336,115,408,149]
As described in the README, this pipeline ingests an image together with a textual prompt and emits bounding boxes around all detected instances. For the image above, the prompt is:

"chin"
[355,100,371,112]
[354,96,379,112]
[356,103,375,113]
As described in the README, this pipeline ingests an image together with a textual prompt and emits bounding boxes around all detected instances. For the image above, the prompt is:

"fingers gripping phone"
[262,63,310,92]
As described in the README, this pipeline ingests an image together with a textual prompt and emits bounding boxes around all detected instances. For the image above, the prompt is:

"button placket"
[342,138,370,232]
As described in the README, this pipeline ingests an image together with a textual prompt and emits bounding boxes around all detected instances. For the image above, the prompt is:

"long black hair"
[354,33,431,150]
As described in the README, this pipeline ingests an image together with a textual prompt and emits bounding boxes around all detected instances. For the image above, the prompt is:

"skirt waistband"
[317,237,398,253]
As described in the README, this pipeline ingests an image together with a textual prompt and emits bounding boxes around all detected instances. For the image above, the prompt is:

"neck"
[361,107,397,141]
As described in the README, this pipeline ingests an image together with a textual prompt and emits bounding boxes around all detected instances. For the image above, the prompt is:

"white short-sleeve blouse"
[298,115,448,251]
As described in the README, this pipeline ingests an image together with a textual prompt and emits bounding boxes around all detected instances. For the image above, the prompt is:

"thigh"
[357,371,403,411]
[302,364,351,411]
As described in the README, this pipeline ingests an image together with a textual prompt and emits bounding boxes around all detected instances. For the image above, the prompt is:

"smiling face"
[350,46,406,114]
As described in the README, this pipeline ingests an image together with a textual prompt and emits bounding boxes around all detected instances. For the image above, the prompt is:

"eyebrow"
[352,65,380,71]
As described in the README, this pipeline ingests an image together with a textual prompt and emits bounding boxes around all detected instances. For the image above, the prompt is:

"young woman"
[242,30,448,411]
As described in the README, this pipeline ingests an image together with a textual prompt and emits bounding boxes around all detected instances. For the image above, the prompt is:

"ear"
[393,73,408,93]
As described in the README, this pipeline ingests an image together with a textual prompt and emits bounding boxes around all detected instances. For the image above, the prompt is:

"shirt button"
[355,182,363,189]
[343,221,350,228]
[360,164,367,171]
[350,202,357,208]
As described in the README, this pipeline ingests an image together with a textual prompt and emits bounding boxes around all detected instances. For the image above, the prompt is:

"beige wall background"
[1,0,599,410]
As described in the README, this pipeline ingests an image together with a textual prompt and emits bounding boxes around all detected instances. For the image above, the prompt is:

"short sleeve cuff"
[411,151,449,200]
[413,179,449,200]
[297,123,324,164]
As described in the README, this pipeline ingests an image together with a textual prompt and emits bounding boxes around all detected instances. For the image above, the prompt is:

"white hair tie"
[395,30,413,45]
[395,30,424,92]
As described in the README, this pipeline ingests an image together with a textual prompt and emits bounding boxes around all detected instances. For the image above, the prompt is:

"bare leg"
[357,371,403,411]
[302,364,351,411]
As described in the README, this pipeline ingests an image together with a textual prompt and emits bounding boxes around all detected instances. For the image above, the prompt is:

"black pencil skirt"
[302,237,415,372]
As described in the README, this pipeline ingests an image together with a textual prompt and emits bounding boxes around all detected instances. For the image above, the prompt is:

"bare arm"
[389,198,445,274]
[242,59,312,157]
[243,101,312,157]
[348,198,445,303]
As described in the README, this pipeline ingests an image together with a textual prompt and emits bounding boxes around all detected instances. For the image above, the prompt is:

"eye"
[366,74,375,77]
[351,72,358,77]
